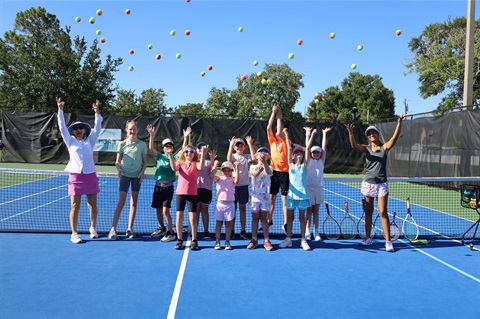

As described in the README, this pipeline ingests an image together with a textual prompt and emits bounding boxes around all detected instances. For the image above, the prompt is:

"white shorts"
[214,201,235,221]
[250,193,270,212]
[361,180,389,198]
[306,186,324,205]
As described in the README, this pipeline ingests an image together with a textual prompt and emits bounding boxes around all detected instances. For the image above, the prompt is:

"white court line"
[399,239,480,283]
[167,239,191,319]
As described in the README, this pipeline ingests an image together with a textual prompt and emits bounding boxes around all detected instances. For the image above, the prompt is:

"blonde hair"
[178,145,199,162]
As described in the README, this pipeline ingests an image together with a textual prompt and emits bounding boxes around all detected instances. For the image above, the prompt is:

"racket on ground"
[402,197,419,241]
[340,201,357,239]
[388,212,401,241]
[323,203,340,240]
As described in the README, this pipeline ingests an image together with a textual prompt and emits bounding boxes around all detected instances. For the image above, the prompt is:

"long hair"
[178,145,199,162]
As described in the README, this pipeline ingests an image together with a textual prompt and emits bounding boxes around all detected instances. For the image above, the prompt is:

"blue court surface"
[1,232,479,319]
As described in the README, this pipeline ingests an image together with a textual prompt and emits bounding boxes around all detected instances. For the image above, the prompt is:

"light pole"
[463,0,475,109]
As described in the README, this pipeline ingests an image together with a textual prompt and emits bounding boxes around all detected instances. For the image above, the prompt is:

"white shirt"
[58,109,103,174]
[306,159,325,188]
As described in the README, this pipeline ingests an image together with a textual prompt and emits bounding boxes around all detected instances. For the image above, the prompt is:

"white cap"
[311,146,322,153]
[221,161,234,170]
[162,138,174,146]
[365,126,379,136]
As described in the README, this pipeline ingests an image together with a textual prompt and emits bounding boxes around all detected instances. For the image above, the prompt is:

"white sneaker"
[108,228,118,240]
[385,241,394,252]
[314,234,322,241]
[70,233,82,244]
[279,238,292,248]
[305,233,311,241]
[160,232,176,242]
[360,237,373,246]
[89,227,98,239]
[301,239,311,251]
[214,242,222,250]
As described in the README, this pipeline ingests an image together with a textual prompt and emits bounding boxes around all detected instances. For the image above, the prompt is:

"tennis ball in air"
[314,99,319,104]
[170,30,176,36]
[201,71,206,77]
[351,63,357,69]
[357,44,363,51]
[207,65,213,71]
[185,30,190,36]
[148,44,153,49]
[96,30,101,36]
[396,29,402,36]
[253,60,258,66]
[89,17,95,24]
[176,53,182,59]
[238,26,244,32]
[96,9,102,16]
[322,95,327,100]
[100,38,105,43]
[125,9,131,15]
[128,66,134,71]
[261,79,267,85]
[75,16,81,22]
[266,79,271,85]
[129,49,134,55]
[297,39,303,45]
[288,53,294,59]
[329,32,335,39]
[155,54,161,60]
[240,75,246,81]
[257,72,262,78]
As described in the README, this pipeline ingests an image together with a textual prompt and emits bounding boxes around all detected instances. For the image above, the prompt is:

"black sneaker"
[240,230,249,240]
[174,239,184,250]
[190,239,199,250]
[203,231,211,239]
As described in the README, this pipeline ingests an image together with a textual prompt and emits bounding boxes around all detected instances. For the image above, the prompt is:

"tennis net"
[1,168,479,240]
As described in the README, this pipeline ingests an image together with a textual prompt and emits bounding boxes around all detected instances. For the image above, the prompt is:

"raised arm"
[304,127,317,163]
[245,136,255,160]
[345,124,367,152]
[226,136,236,162]
[166,148,177,172]
[147,124,158,156]
[196,144,208,171]
[321,127,332,163]
[56,97,72,144]
[283,127,292,165]
[275,105,285,140]
[266,105,276,137]
[383,114,406,151]
[89,99,103,143]
[182,126,192,149]
[209,149,219,179]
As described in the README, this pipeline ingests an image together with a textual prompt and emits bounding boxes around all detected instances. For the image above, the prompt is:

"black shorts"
[151,185,174,208]
[234,185,249,205]
[176,194,198,213]
[197,188,212,205]
[270,170,289,196]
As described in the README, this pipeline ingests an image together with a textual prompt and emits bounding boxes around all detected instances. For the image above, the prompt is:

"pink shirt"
[215,176,236,201]
[176,162,199,195]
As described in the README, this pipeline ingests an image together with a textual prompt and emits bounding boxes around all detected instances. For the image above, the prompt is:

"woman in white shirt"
[56,97,103,244]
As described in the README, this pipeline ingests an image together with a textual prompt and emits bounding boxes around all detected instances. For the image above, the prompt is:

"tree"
[204,63,304,121]
[111,88,169,116]
[405,17,480,111]
[0,7,122,112]
[171,103,205,118]
[306,72,395,123]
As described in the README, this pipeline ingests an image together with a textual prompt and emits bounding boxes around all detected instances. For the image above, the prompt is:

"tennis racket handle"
[406,197,410,209]
[345,201,349,211]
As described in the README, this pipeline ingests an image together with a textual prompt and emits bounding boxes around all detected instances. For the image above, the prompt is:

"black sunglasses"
[72,126,84,130]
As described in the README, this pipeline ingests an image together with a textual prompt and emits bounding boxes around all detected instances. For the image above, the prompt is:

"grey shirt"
[363,146,388,184]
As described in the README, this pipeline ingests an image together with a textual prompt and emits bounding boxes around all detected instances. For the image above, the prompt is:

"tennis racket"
[340,201,357,239]
[402,197,419,241]
[388,212,401,241]
[323,203,340,240]
[373,214,382,239]
[358,199,375,239]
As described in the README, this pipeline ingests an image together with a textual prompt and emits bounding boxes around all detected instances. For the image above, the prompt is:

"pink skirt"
[68,173,100,196]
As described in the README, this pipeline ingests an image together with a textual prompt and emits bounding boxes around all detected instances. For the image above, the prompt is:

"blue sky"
[1,0,477,116]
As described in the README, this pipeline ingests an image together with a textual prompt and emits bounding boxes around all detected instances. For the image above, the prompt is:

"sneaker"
[108,229,118,240]
[301,239,311,251]
[175,240,184,250]
[126,230,136,239]
[89,227,98,239]
[305,233,311,241]
[282,223,288,235]
[360,237,373,246]
[247,239,258,249]
[268,221,274,228]
[70,233,82,244]
[279,238,292,248]
[240,230,249,240]
[151,227,168,238]
[203,231,211,239]
[191,239,199,250]
[385,241,394,252]
[230,230,236,240]
[225,241,232,250]
[161,231,176,242]
[214,241,222,250]
[264,239,273,251]
[314,234,322,241]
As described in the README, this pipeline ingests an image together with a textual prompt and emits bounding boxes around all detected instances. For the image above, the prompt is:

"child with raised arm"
[305,126,332,241]
[146,123,176,243]
[168,143,207,250]
[213,161,240,250]
[109,120,148,240]
[345,114,406,252]
[226,135,255,239]
[247,147,274,251]
[279,127,314,250]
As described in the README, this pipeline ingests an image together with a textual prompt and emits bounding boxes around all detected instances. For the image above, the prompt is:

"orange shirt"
[268,131,289,172]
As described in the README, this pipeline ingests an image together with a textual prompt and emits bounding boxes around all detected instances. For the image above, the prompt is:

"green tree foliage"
[203,63,304,121]
[0,7,122,112]
[306,72,395,123]
[111,88,169,116]
[405,17,480,110]
[172,103,205,118]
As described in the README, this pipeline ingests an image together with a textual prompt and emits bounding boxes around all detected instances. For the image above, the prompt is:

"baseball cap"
[221,161,234,170]
[235,138,246,145]
[256,147,270,155]
[162,138,174,146]
[365,126,380,136]
[196,142,206,149]
[293,146,305,154]
[311,146,322,153]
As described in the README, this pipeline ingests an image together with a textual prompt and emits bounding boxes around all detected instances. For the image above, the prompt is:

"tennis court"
[1,168,479,318]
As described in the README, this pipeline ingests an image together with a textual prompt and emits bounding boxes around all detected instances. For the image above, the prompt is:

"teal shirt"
[117,139,147,178]
[287,164,309,200]
[154,152,177,181]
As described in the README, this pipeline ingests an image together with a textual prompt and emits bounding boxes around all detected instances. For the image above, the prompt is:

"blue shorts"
[286,198,310,210]
[119,175,141,192]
